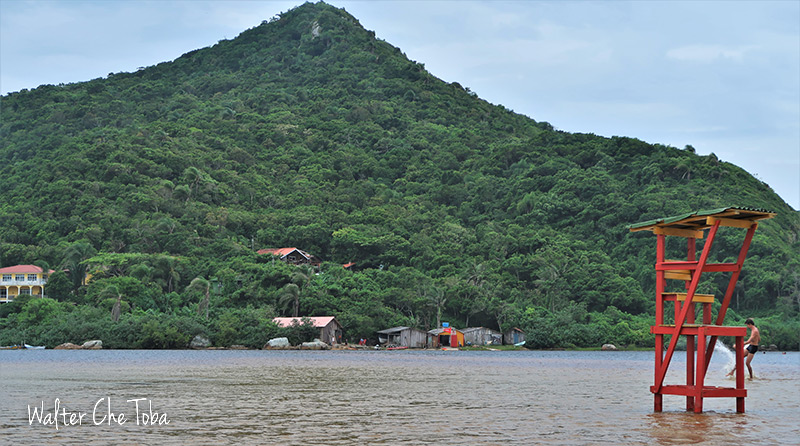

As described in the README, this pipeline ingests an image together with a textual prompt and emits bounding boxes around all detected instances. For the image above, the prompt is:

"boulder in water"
[190,335,211,349]
[54,343,82,350]
[300,339,330,350]
[81,340,103,349]
[264,337,291,349]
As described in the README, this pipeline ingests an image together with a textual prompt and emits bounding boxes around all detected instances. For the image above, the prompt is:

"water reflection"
[647,412,738,445]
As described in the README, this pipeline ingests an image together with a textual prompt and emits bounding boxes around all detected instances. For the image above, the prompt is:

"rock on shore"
[264,337,291,349]
[300,339,330,350]
[190,335,211,349]
[53,340,103,349]
[82,340,103,349]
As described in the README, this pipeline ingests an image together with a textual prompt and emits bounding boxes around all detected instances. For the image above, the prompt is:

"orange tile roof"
[257,247,314,259]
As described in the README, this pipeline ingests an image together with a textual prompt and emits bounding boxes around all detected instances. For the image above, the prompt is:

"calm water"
[1,349,797,445]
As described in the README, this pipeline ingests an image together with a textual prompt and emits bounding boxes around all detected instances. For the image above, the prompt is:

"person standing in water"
[727,318,760,379]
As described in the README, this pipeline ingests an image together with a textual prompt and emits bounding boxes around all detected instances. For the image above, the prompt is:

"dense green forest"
[1,2,798,349]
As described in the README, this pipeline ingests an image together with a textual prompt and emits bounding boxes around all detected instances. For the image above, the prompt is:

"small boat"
[0,345,24,350]
[514,341,526,347]
[24,344,46,349]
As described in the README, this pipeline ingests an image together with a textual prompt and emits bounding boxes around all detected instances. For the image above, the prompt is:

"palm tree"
[153,255,180,293]
[674,160,693,181]
[463,261,489,326]
[183,166,203,200]
[292,264,314,287]
[61,241,96,293]
[100,285,123,322]
[186,277,211,319]
[465,261,487,288]
[279,283,301,317]
[533,249,570,312]
[424,285,447,328]
[492,299,512,333]
[789,271,800,312]
[276,264,315,318]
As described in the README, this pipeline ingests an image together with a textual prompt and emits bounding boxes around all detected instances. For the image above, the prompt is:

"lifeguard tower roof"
[628,206,775,233]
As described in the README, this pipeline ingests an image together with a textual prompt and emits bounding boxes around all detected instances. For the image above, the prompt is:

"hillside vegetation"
[1,2,798,349]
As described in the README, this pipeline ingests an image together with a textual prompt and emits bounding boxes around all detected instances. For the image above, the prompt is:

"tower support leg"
[694,327,706,413]
[736,336,745,413]
[686,302,695,411]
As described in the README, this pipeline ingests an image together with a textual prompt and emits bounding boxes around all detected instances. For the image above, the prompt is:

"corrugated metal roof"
[273,316,337,328]
[377,326,411,334]
[627,206,775,232]
[428,328,463,335]
[462,327,501,334]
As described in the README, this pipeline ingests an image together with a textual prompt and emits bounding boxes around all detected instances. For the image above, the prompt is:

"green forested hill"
[1,2,798,349]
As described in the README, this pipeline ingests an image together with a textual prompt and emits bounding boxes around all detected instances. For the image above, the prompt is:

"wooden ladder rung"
[652,324,746,336]
[665,270,692,281]
[662,292,715,303]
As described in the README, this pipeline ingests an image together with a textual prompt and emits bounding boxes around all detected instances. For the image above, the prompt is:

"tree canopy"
[1,2,798,349]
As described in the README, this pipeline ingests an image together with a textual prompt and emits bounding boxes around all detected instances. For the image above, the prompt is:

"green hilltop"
[1,2,798,349]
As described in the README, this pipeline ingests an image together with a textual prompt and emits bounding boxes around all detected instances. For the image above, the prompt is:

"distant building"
[503,328,526,345]
[428,327,465,348]
[376,326,428,348]
[0,265,54,303]
[463,327,502,346]
[273,316,343,345]
[257,247,320,267]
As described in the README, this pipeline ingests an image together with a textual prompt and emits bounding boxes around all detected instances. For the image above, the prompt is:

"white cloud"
[666,44,758,63]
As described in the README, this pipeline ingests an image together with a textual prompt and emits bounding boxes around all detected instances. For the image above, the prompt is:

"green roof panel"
[627,206,775,231]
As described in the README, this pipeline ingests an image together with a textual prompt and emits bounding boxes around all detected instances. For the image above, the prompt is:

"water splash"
[714,341,736,376]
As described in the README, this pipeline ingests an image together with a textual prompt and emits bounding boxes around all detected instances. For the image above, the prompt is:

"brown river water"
[1,348,798,445]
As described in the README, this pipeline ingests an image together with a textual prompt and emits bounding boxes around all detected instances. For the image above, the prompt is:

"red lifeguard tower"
[628,206,775,413]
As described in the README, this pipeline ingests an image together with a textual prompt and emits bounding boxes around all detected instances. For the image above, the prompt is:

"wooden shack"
[427,327,465,348]
[272,316,343,345]
[503,327,526,345]
[463,327,502,346]
[376,326,428,348]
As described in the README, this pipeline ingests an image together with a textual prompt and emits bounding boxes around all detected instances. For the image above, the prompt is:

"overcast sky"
[2,0,798,210]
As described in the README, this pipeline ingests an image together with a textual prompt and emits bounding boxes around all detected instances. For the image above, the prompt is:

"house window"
[28,274,38,281]
[20,288,31,295]
[0,288,7,299]
[1,274,10,282]
[15,274,25,281]
[288,256,296,261]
